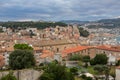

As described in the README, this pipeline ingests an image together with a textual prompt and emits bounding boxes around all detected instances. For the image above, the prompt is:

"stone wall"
[0,69,43,80]
[116,68,120,80]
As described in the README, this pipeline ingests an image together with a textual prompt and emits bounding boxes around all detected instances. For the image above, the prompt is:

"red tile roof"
[0,55,5,68]
[95,45,120,52]
[0,55,4,60]
[62,46,91,57]
[116,66,120,69]
[40,50,54,58]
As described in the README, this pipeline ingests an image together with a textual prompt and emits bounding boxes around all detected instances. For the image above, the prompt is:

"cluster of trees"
[80,74,93,80]
[0,28,3,33]
[116,60,120,66]
[94,65,110,80]
[70,67,78,75]
[69,53,108,67]
[67,53,115,80]
[90,54,108,65]
[40,62,74,80]
[69,54,82,61]
[78,27,89,37]
[82,55,90,67]
[9,50,35,70]
[9,44,35,70]
[14,44,33,50]
[0,21,67,29]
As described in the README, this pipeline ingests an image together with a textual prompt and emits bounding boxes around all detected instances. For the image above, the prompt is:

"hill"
[60,20,89,25]
[86,18,120,29]
[0,21,67,29]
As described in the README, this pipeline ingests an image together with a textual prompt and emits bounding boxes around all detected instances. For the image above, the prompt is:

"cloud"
[0,0,120,21]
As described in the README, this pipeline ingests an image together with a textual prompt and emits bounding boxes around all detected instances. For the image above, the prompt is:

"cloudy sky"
[0,0,120,21]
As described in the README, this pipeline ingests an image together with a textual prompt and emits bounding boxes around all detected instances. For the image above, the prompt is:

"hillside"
[60,20,89,25]
[0,21,67,29]
[86,18,120,29]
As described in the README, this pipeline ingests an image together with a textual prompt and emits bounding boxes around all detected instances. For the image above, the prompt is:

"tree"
[104,66,110,80]
[90,58,96,65]
[94,65,110,80]
[0,21,67,30]
[40,73,54,80]
[40,62,74,80]
[78,27,89,37]
[29,30,36,38]
[69,54,82,61]
[93,54,108,65]
[0,28,3,33]
[110,67,115,80]
[82,55,90,67]
[94,65,106,75]
[0,71,17,80]
[116,60,120,66]
[80,75,93,80]
[14,44,33,50]
[9,50,35,70]
[70,67,78,75]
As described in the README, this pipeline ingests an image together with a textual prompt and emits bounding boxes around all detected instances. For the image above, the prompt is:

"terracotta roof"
[33,47,41,51]
[40,50,54,58]
[62,46,91,57]
[0,55,4,60]
[117,58,120,61]
[0,55,5,68]
[6,47,14,52]
[116,66,120,69]
[95,45,120,52]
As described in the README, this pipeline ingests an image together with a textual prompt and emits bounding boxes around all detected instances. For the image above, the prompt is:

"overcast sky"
[0,0,120,21]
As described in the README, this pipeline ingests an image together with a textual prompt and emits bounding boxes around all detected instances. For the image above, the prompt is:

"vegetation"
[94,65,106,75]
[69,54,82,61]
[82,55,90,67]
[94,65,110,80]
[70,67,78,75]
[109,66,116,80]
[0,28,3,33]
[40,73,54,80]
[90,54,108,65]
[9,50,35,70]
[80,75,93,80]
[0,71,17,80]
[78,27,89,37]
[0,21,67,29]
[67,53,114,80]
[87,66,97,75]
[39,62,74,80]
[116,60,120,66]
[14,44,33,50]
[29,30,36,38]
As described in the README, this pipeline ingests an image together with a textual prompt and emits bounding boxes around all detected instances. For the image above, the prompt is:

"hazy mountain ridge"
[60,20,90,25]
[61,18,120,28]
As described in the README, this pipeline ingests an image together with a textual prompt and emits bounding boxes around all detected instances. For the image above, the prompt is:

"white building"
[108,54,116,65]
[54,53,62,62]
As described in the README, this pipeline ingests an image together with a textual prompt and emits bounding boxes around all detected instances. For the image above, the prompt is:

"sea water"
[116,36,120,43]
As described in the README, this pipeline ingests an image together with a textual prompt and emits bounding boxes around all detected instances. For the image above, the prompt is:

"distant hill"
[60,20,89,25]
[97,18,120,26]
[86,18,120,29]
[61,18,120,28]
[0,18,120,29]
[0,21,67,29]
